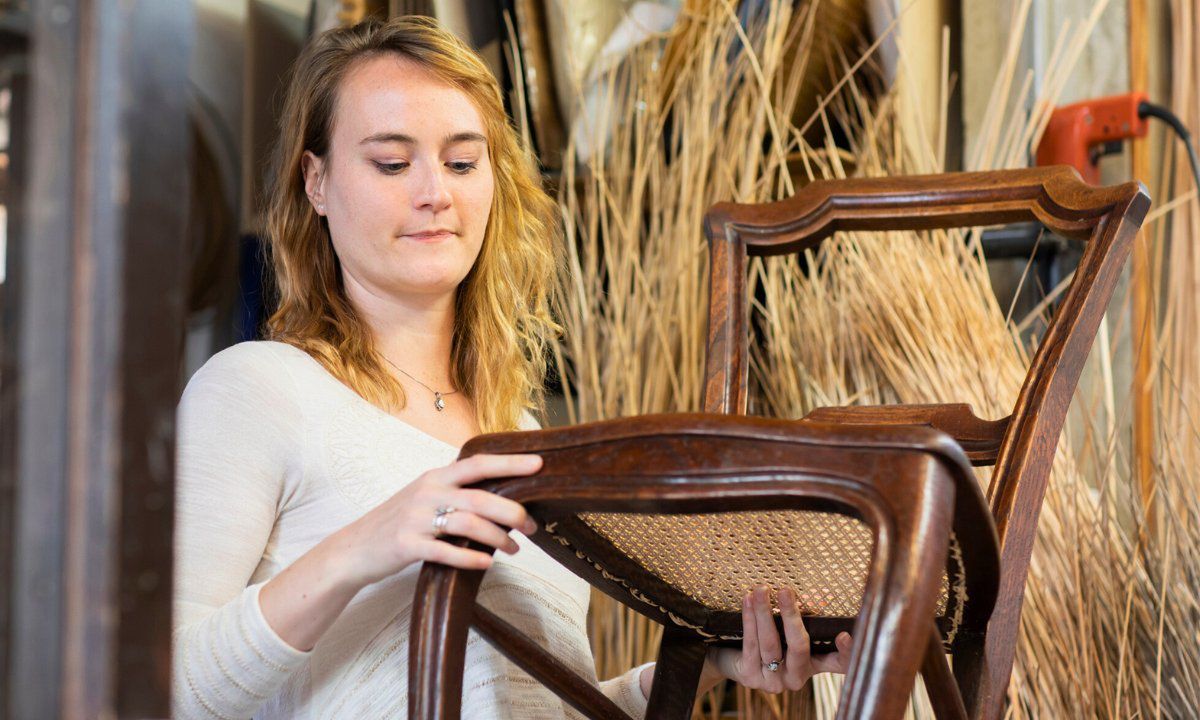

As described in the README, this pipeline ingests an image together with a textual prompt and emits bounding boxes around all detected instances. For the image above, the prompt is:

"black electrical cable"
[1138,100,1200,200]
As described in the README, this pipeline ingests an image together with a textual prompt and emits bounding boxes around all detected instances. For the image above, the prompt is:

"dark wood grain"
[645,628,707,719]
[703,166,1150,719]
[409,553,487,719]
[473,605,634,720]
[112,4,192,713]
[802,404,1009,466]
[411,414,991,720]
[0,33,29,715]
[920,627,968,720]
[4,1,192,717]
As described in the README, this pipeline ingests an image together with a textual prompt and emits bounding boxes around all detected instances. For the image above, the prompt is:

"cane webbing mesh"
[578,510,951,618]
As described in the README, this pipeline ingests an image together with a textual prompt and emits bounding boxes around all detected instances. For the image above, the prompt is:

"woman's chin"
[389,276,468,300]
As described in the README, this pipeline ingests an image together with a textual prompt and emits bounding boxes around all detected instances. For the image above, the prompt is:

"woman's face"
[303,54,495,305]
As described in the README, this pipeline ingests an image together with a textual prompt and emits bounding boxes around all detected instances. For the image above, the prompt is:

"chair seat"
[413,411,999,720]
[535,507,966,649]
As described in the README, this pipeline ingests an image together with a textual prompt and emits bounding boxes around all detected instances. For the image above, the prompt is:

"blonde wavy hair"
[263,16,561,433]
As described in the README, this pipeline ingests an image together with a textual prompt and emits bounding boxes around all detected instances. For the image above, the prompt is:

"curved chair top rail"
[704,166,1148,252]
[464,411,972,462]
[702,168,1151,530]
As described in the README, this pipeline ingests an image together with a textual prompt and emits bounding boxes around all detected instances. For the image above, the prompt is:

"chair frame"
[407,167,1148,720]
[410,414,997,720]
[702,166,1150,719]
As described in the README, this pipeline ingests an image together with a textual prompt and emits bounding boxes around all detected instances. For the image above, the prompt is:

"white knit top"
[172,340,651,719]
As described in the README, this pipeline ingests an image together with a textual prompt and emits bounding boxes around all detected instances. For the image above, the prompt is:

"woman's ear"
[301,150,327,215]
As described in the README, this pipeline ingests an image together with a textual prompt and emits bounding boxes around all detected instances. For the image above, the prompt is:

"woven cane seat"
[580,510,951,617]
[536,507,964,647]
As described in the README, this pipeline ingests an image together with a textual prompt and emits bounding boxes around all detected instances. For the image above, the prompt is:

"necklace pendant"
[434,392,446,412]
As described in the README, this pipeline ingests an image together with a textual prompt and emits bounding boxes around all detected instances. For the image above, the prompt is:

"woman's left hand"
[702,585,853,694]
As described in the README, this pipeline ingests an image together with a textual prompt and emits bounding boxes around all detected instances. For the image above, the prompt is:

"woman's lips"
[402,230,456,243]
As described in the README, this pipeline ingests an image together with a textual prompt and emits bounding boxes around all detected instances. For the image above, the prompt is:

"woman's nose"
[412,163,453,212]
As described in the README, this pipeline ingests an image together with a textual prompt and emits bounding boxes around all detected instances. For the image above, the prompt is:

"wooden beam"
[4,1,192,717]
[6,2,81,713]
[108,4,192,714]
[0,23,30,717]
[1128,0,1155,522]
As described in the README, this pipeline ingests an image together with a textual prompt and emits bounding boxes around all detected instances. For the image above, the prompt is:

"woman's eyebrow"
[359,132,416,146]
[358,131,486,146]
[443,131,487,146]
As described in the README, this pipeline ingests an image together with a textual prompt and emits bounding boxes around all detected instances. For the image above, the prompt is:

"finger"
[738,591,761,686]
[456,489,536,535]
[417,539,495,570]
[837,631,852,654]
[753,587,784,693]
[708,647,741,686]
[438,454,543,486]
[753,586,782,667]
[438,511,519,554]
[810,633,854,675]
[778,588,811,691]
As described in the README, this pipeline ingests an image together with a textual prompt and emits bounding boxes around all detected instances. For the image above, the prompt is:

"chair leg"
[920,626,968,720]
[472,605,635,720]
[644,627,708,720]
[408,558,488,720]
[834,458,956,720]
[948,631,986,719]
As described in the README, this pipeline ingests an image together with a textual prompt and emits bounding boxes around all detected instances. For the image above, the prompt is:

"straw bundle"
[552,3,824,713]
[549,0,1200,716]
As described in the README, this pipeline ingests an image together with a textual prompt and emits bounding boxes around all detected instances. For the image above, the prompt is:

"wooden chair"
[408,166,1148,720]
[409,413,997,720]
[702,166,1150,719]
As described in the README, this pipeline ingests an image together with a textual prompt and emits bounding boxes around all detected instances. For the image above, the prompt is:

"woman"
[172,16,851,719]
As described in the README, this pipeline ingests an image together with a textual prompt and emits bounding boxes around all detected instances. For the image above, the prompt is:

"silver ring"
[764,658,783,673]
[432,506,457,536]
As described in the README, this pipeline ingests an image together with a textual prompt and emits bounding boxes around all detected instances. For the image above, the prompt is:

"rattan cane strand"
[578,510,950,617]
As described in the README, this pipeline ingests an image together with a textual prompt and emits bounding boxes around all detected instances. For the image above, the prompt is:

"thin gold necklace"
[381,356,459,412]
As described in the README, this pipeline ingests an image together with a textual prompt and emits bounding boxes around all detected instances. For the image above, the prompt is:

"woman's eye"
[447,160,478,175]
[373,161,408,174]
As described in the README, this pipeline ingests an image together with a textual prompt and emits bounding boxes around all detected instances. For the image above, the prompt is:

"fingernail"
[523,518,538,534]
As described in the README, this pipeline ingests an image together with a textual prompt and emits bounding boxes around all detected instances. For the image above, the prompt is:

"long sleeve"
[598,662,653,718]
[518,411,654,718]
[172,345,309,720]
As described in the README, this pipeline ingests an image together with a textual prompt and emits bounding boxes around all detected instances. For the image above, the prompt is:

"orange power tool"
[1035,92,1150,184]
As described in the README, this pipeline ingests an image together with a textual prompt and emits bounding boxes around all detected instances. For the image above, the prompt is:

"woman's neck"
[344,276,457,387]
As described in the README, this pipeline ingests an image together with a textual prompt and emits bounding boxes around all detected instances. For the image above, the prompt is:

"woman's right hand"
[260,453,542,652]
[333,453,543,589]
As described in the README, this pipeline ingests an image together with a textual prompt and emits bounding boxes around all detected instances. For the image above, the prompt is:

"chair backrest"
[701,166,1150,711]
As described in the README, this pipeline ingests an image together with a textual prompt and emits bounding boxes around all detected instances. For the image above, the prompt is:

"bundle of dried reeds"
[552,3,827,713]
[549,0,1199,717]
[1066,0,1200,716]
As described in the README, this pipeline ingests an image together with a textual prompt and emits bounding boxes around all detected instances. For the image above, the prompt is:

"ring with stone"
[764,658,783,673]
[432,506,457,536]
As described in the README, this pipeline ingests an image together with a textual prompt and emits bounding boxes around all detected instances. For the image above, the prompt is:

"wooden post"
[0,14,31,714]
[1128,0,1156,522]
[3,1,192,717]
